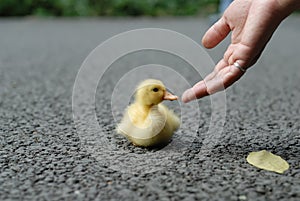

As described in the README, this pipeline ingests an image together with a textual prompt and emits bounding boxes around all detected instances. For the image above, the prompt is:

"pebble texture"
[0,17,300,200]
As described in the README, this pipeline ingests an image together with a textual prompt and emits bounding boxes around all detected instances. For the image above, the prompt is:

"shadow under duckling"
[117,79,180,147]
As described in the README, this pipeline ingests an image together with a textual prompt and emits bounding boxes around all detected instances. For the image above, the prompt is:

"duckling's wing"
[117,106,162,139]
[117,103,180,147]
[158,104,180,132]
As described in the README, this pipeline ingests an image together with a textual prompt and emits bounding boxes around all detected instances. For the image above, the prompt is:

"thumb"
[202,17,231,49]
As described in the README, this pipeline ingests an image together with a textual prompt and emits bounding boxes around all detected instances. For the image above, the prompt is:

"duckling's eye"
[152,88,159,92]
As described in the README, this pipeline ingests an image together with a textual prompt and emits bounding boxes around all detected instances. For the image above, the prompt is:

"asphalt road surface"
[1,16,300,201]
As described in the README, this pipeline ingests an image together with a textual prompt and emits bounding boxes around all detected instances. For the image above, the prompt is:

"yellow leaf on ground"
[246,150,289,174]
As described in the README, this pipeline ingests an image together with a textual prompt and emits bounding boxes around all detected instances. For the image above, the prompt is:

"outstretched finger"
[182,59,245,103]
[182,60,226,103]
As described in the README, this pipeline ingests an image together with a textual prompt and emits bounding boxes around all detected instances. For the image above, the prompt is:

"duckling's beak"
[163,91,178,101]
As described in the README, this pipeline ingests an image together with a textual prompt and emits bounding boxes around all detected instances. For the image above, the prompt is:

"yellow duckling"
[117,79,180,147]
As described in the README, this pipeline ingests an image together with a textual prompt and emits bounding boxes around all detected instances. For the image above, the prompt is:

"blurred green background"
[0,0,219,17]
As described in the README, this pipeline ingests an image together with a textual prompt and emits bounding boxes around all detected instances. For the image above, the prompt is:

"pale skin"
[182,0,300,103]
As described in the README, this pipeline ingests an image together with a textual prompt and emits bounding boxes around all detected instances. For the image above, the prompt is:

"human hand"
[182,0,299,103]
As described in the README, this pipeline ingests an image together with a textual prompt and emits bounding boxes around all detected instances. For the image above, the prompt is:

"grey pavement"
[0,16,300,200]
